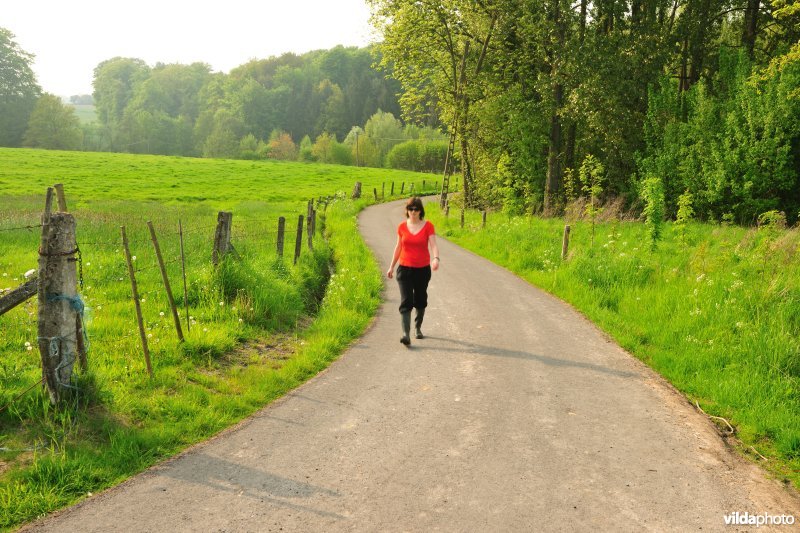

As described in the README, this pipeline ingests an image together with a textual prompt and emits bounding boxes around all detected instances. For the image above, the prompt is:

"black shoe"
[414,308,425,339]
[401,311,411,346]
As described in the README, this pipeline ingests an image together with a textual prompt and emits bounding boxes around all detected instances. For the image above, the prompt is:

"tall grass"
[0,148,411,530]
[428,203,800,488]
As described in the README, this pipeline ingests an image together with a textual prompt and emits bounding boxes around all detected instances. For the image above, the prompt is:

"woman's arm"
[387,235,401,278]
[429,234,440,271]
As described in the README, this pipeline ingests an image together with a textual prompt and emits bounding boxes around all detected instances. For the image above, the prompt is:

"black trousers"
[396,265,432,313]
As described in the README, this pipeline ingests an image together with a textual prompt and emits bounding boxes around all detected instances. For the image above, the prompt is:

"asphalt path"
[24,198,800,532]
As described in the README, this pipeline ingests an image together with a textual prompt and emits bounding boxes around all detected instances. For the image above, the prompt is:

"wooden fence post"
[212,211,233,266]
[294,215,304,265]
[0,275,38,316]
[373,187,378,201]
[401,182,405,195]
[37,211,81,403]
[391,182,395,196]
[179,220,190,333]
[460,207,465,228]
[307,209,314,251]
[54,183,67,212]
[121,226,153,377]
[352,182,362,199]
[482,210,487,228]
[277,216,286,257]
[148,221,184,342]
[382,182,385,199]
[562,225,571,260]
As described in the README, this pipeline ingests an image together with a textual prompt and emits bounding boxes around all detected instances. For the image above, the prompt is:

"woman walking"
[387,197,440,345]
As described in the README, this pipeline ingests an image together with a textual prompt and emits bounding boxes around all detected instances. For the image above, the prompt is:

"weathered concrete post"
[212,211,233,266]
[37,211,80,404]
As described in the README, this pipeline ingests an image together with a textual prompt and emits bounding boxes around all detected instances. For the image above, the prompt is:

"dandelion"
[2,273,6,277]
[238,318,243,323]
[219,301,224,306]
[203,328,208,332]
[141,298,146,303]
[24,341,31,347]
[696,274,705,282]
[97,305,102,310]
[132,256,137,261]
[147,333,153,338]
[159,311,165,316]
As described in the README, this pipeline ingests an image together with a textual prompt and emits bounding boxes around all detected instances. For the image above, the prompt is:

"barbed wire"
[0,224,43,233]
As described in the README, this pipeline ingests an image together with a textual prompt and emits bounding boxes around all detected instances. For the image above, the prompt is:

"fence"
[1,176,455,411]
[0,186,344,409]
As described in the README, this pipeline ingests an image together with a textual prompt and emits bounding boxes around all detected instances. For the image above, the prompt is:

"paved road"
[24,198,800,532]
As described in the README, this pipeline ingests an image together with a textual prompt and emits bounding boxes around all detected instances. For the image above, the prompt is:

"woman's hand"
[387,267,394,279]
[431,258,439,271]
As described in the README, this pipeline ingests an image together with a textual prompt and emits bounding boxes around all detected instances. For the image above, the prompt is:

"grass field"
[0,148,438,530]
[67,104,96,124]
[427,202,800,490]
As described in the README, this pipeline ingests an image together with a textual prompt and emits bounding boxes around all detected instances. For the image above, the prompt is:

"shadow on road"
[405,336,639,379]
[157,452,345,520]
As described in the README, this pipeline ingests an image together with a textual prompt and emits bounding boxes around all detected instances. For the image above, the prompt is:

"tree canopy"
[0,27,41,147]
[369,0,800,221]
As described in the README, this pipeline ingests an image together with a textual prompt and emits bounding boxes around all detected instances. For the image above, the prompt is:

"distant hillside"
[68,103,96,124]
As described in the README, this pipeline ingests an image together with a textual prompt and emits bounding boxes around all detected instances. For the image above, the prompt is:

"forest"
[2,0,800,223]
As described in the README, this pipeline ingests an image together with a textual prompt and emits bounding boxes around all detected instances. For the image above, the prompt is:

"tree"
[92,57,150,150]
[0,27,41,146]
[267,129,298,160]
[370,0,498,206]
[23,94,83,150]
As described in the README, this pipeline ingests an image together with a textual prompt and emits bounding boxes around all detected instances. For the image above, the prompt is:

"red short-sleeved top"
[398,220,435,268]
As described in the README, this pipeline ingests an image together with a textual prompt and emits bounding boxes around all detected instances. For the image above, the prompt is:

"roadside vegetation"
[0,148,429,530]
[427,201,800,489]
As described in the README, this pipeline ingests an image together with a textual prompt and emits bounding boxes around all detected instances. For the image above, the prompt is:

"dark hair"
[405,197,425,219]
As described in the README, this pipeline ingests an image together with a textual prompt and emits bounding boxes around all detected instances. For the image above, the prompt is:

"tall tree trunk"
[544,0,566,214]
[679,38,690,93]
[564,119,576,173]
[742,0,760,59]
[545,82,564,214]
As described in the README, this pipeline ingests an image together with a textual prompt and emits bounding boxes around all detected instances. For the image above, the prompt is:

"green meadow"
[0,148,437,530]
[427,203,800,489]
[67,104,97,125]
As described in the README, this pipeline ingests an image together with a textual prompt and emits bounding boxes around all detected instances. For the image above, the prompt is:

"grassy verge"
[0,197,382,531]
[0,148,402,530]
[427,202,800,489]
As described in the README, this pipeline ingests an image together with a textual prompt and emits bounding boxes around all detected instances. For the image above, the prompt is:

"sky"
[5,0,377,97]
